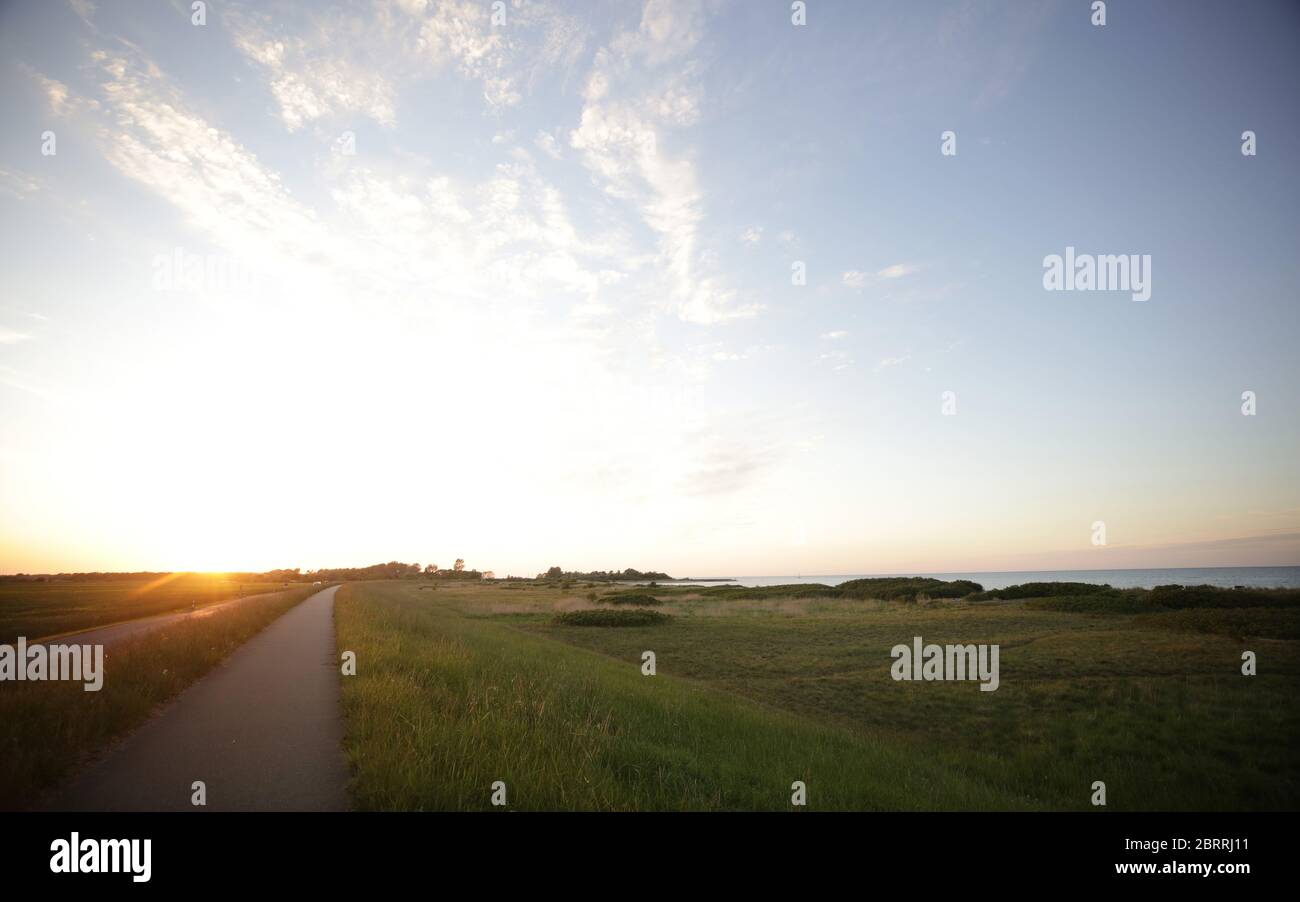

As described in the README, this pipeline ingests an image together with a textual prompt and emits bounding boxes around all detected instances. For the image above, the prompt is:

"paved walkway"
[46,586,350,811]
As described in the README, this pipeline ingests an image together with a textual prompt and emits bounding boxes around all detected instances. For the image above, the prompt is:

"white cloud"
[569,0,754,325]
[842,270,866,289]
[739,226,762,245]
[42,36,638,325]
[78,49,336,282]
[818,349,852,372]
[0,168,40,200]
[534,130,563,159]
[0,328,32,344]
[708,343,769,362]
[821,330,848,339]
[230,25,397,131]
[417,1,519,107]
[403,0,588,111]
[878,262,921,279]
[650,82,702,126]
[0,364,54,399]
[875,354,911,370]
[227,1,587,128]
[20,65,94,118]
[40,75,72,115]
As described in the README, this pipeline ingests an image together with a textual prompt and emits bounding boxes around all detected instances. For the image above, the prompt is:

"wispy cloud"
[877,262,921,279]
[534,129,563,159]
[231,24,398,131]
[818,349,852,372]
[0,167,40,200]
[75,48,336,278]
[678,442,773,497]
[37,41,624,316]
[0,364,54,399]
[569,0,754,325]
[68,0,95,26]
[228,0,589,129]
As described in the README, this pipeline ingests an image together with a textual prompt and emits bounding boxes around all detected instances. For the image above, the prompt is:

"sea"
[666,566,1300,591]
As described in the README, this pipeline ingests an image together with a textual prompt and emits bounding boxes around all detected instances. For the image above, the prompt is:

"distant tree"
[546,566,563,579]
[454,559,465,572]
[424,564,438,574]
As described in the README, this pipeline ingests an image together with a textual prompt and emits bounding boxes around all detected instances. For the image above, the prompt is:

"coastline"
[657,565,1300,591]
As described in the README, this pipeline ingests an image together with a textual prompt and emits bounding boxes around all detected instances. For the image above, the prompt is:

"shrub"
[969,582,1115,601]
[604,593,663,606]
[1148,584,1300,609]
[699,583,840,600]
[694,578,983,603]
[553,609,671,627]
[1007,584,1300,615]
[926,579,983,599]
[837,577,983,602]
[1025,593,1150,614]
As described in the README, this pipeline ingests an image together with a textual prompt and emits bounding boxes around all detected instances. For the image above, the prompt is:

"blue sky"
[1,0,1297,576]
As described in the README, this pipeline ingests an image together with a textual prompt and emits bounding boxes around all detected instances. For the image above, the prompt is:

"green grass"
[0,583,325,810]
[334,581,1014,811]
[0,574,303,643]
[336,579,1300,811]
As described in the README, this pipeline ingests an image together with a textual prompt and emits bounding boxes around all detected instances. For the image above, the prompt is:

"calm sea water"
[668,566,1300,591]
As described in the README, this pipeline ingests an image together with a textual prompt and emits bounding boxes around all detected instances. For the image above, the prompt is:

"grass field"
[0,582,325,809]
[0,573,302,643]
[336,579,1300,811]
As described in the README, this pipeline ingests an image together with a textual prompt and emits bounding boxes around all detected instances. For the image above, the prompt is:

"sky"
[0,0,1297,578]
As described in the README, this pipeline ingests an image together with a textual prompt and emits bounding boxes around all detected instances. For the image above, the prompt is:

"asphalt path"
[46,585,350,811]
